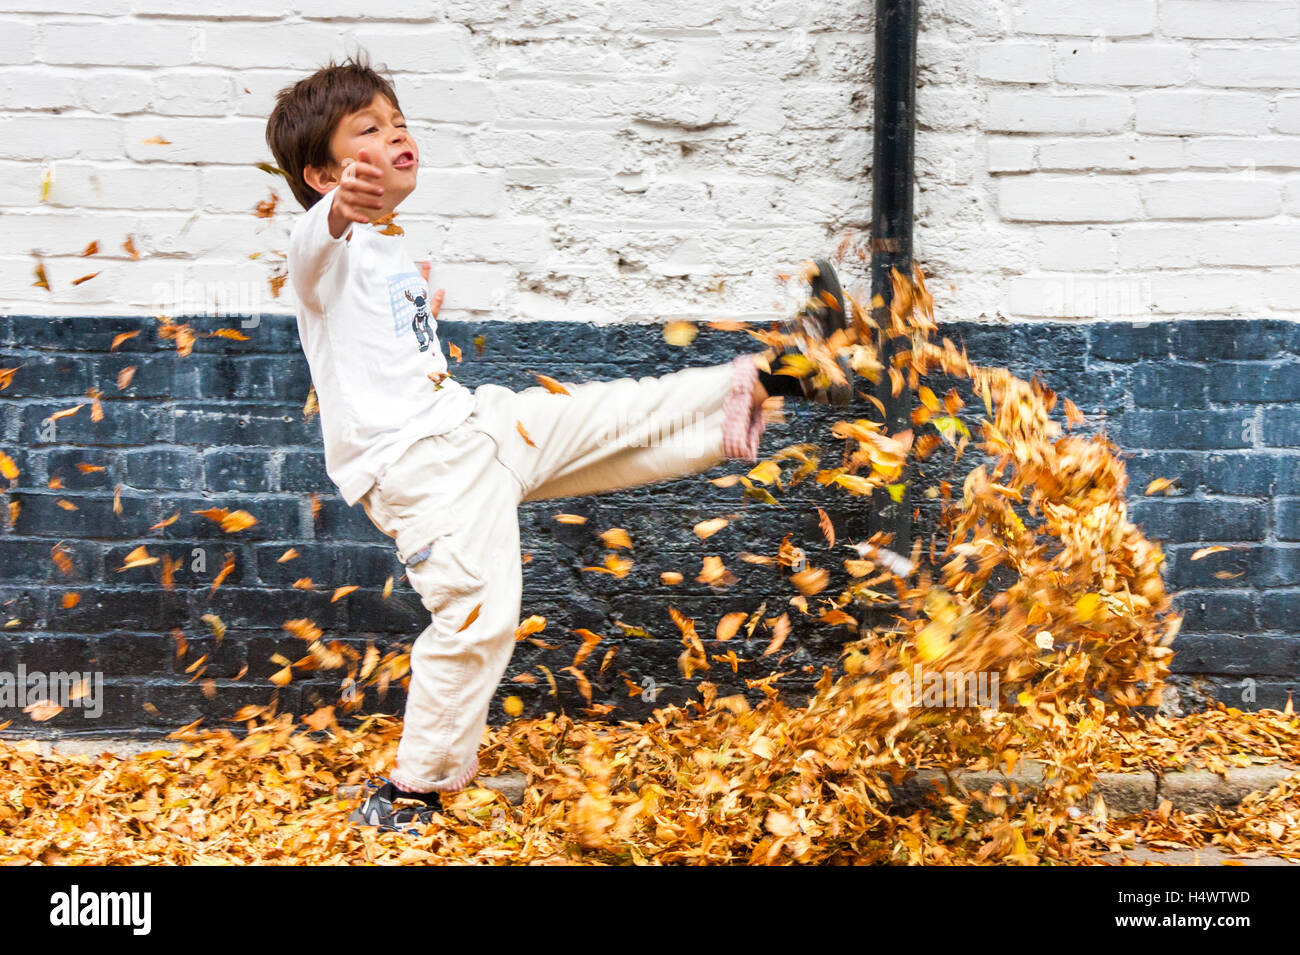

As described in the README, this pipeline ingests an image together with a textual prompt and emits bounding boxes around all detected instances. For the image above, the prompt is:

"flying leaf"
[663,321,697,346]
[761,614,790,656]
[716,611,747,641]
[694,518,729,539]
[599,527,633,550]
[534,373,570,395]
[816,507,835,547]
[457,602,483,632]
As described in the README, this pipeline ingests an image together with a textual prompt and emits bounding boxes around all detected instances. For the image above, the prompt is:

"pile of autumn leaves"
[4,265,1294,865]
[1,702,1297,864]
[542,267,1185,863]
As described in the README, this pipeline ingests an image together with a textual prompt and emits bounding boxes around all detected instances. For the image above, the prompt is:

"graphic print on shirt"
[404,288,433,351]
[386,271,433,350]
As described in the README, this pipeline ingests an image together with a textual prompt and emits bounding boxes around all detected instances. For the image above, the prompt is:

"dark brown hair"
[265,51,402,210]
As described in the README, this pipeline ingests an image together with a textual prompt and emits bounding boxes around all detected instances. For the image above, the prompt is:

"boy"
[265,54,855,832]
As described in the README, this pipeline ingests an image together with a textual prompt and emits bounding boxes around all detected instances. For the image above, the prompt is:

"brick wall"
[1,314,1295,731]
[2,1,1297,322]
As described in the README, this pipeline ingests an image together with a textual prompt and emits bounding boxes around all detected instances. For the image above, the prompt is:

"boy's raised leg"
[519,354,774,502]
[482,353,771,504]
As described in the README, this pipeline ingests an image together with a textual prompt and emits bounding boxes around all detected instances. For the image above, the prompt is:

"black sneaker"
[348,779,442,834]
[769,258,855,406]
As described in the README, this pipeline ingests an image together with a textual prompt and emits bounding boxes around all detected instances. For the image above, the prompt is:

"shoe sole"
[336,771,526,807]
[348,781,443,834]
[802,258,854,406]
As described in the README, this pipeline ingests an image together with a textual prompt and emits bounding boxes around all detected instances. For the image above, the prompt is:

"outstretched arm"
[287,149,387,309]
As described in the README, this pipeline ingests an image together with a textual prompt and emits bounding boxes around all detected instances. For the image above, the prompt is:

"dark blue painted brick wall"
[0,314,1296,734]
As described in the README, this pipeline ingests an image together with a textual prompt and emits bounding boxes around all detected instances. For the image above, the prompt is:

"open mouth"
[393,150,417,170]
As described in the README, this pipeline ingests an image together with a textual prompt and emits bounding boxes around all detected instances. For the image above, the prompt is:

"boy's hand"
[327,148,385,239]
[416,261,446,317]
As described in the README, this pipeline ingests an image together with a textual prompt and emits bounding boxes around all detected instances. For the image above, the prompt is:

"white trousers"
[358,353,766,792]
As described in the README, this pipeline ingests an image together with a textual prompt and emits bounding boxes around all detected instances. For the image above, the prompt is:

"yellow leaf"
[600,527,633,550]
[1075,592,1102,622]
[24,699,62,722]
[663,320,697,346]
[694,518,729,539]
[915,624,949,664]
[118,545,158,571]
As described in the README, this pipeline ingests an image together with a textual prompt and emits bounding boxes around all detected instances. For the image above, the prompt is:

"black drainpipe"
[869,0,918,555]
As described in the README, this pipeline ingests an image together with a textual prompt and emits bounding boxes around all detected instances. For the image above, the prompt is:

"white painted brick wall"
[2,0,1298,323]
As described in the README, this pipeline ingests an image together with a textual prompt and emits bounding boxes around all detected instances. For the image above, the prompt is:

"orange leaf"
[599,527,633,550]
[716,611,747,641]
[457,602,483,632]
[533,372,570,395]
[816,507,835,547]
[762,614,790,656]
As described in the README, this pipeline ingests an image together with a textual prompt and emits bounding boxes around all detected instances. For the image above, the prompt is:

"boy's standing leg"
[357,415,527,795]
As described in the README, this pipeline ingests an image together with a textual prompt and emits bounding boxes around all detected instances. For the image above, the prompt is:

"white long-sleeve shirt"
[287,191,475,506]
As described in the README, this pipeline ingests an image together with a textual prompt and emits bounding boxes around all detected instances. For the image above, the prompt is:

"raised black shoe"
[767,258,854,406]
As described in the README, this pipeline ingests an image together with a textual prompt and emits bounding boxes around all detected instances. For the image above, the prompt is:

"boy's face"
[307,92,418,217]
